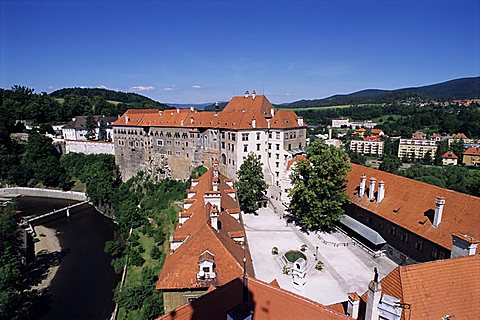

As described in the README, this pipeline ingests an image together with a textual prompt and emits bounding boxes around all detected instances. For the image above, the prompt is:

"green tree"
[98,118,107,141]
[348,151,366,165]
[85,115,96,140]
[0,204,25,319]
[289,140,351,230]
[235,153,267,214]
[379,155,401,173]
[434,140,449,165]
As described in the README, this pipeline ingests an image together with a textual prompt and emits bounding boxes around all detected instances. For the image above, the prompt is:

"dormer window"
[197,250,216,281]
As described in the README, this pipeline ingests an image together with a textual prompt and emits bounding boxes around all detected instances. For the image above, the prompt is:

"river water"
[16,196,119,320]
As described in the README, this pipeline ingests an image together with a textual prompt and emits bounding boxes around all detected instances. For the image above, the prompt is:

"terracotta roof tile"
[347,164,480,250]
[113,95,304,130]
[358,255,480,320]
[158,277,350,320]
[442,151,458,159]
[463,147,480,156]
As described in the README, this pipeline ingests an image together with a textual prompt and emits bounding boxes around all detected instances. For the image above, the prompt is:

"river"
[16,196,119,320]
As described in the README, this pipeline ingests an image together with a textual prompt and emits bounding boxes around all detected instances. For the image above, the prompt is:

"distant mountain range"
[284,76,480,108]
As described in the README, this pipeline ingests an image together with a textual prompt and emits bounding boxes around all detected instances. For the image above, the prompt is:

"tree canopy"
[289,140,351,230]
[235,153,267,214]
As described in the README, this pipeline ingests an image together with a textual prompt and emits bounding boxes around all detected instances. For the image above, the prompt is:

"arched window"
[221,154,226,165]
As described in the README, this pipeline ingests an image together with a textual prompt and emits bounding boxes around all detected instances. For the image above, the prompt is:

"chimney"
[297,117,304,126]
[176,108,180,113]
[450,233,479,258]
[251,118,256,128]
[159,110,163,116]
[271,108,275,117]
[210,205,219,231]
[252,90,256,99]
[433,196,445,227]
[267,119,271,129]
[347,293,360,319]
[212,177,219,191]
[180,119,185,126]
[377,181,385,203]
[190,106,195,112]
[244,90,249,98]
[365,268,382,320]
[213,164,219,177]
[125,113,129,124]
[328,126,332,140]
[359,174,367,198]
[368,178,376,199]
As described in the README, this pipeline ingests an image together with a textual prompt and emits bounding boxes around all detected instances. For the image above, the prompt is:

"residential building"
[156,165,254,313]
[330,255,480,320]
[411,131,426,140]
[332,118,350,128]
[158,276,350,320]
[353,128,367,137]
[350,121,377,129]
[397,138,437,159]
[112,94,307,196]
[343,164,480,265]
[350,138,384,156]
[369,129,384,137]
[463,147,480,166]
[441,151,458,165]
[62,115,117,141]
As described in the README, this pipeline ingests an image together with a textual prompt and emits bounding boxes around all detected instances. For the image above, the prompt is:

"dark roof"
[62,115,118,129]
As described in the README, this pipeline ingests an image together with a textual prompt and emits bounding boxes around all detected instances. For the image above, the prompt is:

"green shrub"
[315,260,324,271]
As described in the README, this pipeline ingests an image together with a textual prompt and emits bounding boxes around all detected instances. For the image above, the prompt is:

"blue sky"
[1,0,479,104]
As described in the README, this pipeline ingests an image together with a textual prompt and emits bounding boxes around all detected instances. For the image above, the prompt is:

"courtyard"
[242,207,397,305]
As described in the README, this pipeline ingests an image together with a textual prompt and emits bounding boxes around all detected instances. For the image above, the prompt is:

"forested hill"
[51,87,168,108]
[285,76,480,108]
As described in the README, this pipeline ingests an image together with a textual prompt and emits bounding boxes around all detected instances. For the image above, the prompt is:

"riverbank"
[28,225,62,291]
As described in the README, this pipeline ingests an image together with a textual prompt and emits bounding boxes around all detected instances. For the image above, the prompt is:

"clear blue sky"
[1,0,479,104]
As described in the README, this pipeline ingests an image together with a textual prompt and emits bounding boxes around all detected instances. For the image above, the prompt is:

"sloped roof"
[358,255,480,320]
[453,133,469,139]
[113,95,304,130]
[158,276,350,320]
[442,151,458,159]
[347,164,480,250]
[157,167,253,290]
[463,147,480,156]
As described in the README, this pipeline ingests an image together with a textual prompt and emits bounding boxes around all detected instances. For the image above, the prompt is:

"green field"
[286,103,382,112]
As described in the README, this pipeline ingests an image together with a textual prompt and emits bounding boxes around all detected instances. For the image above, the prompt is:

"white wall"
[65,140,114,155]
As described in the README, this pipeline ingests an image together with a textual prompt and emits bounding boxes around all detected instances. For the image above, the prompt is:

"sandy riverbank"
[30,225,62,291]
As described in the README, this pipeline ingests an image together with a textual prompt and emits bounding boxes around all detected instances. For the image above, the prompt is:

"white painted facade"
[65,140,115,155]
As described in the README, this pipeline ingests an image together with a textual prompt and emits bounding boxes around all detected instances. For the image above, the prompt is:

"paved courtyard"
[242,207,397,305]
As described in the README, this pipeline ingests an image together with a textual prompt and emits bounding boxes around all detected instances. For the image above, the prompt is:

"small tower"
[365,268,382,320]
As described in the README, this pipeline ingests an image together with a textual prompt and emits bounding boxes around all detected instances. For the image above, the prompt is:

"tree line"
[0,85,168,126]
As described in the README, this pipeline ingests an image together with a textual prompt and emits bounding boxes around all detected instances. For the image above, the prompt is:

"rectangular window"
[389,226,396,236]
[276,144,280,150]
[157,140,163,146]
[231,133,235,141]
[401,231,409,243]
[276,162,279,168]
[276,154,279,159]
[232,144,235,152]
[242,133,249,141]
[244,145,248,152]
[431,247,438,258]
[221,132,225,139]
[276,132,280,139]
[275,171,279,177]
[268,143,272,149]
[288,143,292,150]
[256,144,261,151]
[269,132,272,139]
[257,132,260,140]
[268,153,271,158]
[221,142,225,149]
[415,239,423,251]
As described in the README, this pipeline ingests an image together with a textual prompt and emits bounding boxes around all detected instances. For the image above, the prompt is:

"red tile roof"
[157,167,254,291]
[442,151,458,159]
[463,147,480,156]
[358,255,480,320]
[347,164,480,251]
[363,136,380,142]
[286,154,306,171]
[453,133,469,139]
[158,277,350,320]
[113,95,304,130]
